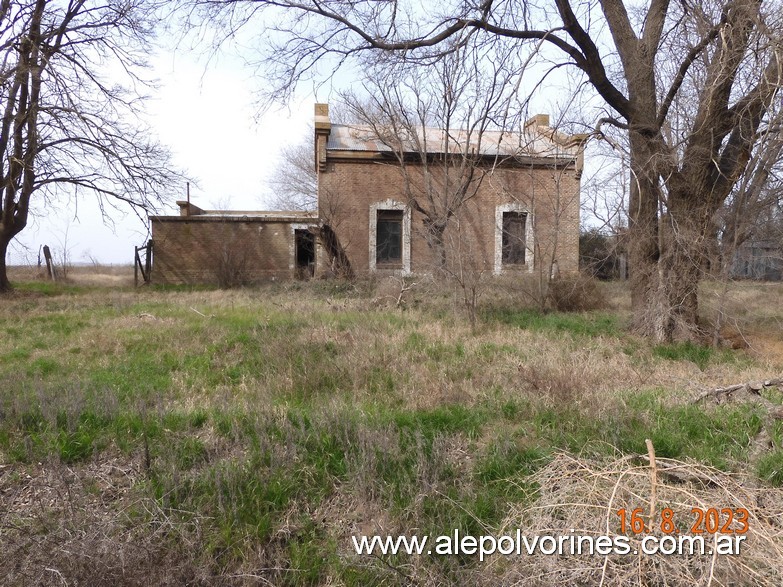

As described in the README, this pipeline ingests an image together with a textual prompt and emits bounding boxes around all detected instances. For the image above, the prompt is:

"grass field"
[1,268,783,585]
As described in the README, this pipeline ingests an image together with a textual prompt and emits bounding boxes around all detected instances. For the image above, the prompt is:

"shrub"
[548,273,608,312]
[213,245,249,288]
[579,229,624,279]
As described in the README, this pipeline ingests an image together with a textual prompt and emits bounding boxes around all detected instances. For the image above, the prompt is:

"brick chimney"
[524,113,550,131]
[314,103,331,172]
[176,200,204,216]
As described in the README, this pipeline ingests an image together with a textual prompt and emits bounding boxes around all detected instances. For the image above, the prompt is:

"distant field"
[1,273,782,585]
[8,264,135,287]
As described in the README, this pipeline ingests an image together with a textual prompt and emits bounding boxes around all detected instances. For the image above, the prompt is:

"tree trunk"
[424,220,447,271]
[649,234,703,343]
[631,247,703,344]
[0,234,11,293]
[629,144,711,343]
[627,130,668,341]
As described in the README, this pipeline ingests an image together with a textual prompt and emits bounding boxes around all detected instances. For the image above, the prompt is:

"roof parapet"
[164,200,318,222]
[176,200,205,217]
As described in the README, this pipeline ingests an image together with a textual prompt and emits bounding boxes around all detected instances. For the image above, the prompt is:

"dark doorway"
[295,229,315,278]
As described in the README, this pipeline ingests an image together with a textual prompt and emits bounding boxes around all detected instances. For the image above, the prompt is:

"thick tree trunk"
[648,234,703,343]
[629,144,712,343]
[626,124,709,343]
[627,131,667,341]
[0,234,11,292]
[631,242,704,344]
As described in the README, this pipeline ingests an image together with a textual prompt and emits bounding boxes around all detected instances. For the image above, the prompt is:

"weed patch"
[758,451,783,486]
[26,357,61,378]
[652,341,745,370]
[482,307,620,337]
[390,405,487,439]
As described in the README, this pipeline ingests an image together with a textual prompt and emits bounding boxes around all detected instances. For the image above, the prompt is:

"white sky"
[8,44,315,266]
[6,15,616,266]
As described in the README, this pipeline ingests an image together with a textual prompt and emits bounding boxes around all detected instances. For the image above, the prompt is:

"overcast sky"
[5,14,613,267]
[7,40,315,266]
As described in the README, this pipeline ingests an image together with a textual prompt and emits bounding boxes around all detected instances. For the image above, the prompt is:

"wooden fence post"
[43,245,57,281]
[145,240,152,282]
[134,240,153,287]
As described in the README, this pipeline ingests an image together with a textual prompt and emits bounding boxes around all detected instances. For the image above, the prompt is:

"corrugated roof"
[326,124,581,159]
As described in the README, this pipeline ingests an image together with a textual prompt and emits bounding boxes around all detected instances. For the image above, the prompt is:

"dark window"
[502,211,527,265]
[376,210,403,264]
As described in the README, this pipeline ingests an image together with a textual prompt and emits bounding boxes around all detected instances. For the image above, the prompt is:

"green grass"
[758,451,783,486]
[652,341,747,370]
[1,278,781,583]
[526,390,764,468]
[474,441,546,503]
[389,404,487,439]
[482,307,621,337]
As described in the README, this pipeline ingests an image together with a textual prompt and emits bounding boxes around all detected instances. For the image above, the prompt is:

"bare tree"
[188,0,783,342]
[717,117,783,269]
[269,134,317,211]
[0,0,181,292]
[708,114,783,343]
[341,43,526,270]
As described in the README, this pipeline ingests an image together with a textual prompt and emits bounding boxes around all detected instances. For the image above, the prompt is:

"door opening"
[295,229,315,278]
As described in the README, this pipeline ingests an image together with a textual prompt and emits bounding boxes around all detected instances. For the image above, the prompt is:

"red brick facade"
[315,104,584,278]
[149,105,584,285]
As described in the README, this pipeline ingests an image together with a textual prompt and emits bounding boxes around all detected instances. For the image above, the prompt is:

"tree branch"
[656,18,725,128]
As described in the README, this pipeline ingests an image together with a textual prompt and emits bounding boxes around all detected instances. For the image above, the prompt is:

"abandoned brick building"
[149,104,585,284]
[314,103,586,278]
[149,202,319,284]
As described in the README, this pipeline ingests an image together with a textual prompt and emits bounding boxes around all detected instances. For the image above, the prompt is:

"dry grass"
[70,265,134,287]
[0,455,205,586]
[494,452,783,586]
[0,271,782,585]
[8,263,134,286]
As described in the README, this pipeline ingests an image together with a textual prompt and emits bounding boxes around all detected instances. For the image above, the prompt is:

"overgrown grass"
[482,307,621,337]
[1,277,781,584]
[652,340,749,370]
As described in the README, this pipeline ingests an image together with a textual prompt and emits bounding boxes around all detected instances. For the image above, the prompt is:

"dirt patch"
[748,332,783,365]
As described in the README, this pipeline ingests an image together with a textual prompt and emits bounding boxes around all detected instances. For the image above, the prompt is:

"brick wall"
[150,217,316,284]
[318,158,580,276]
